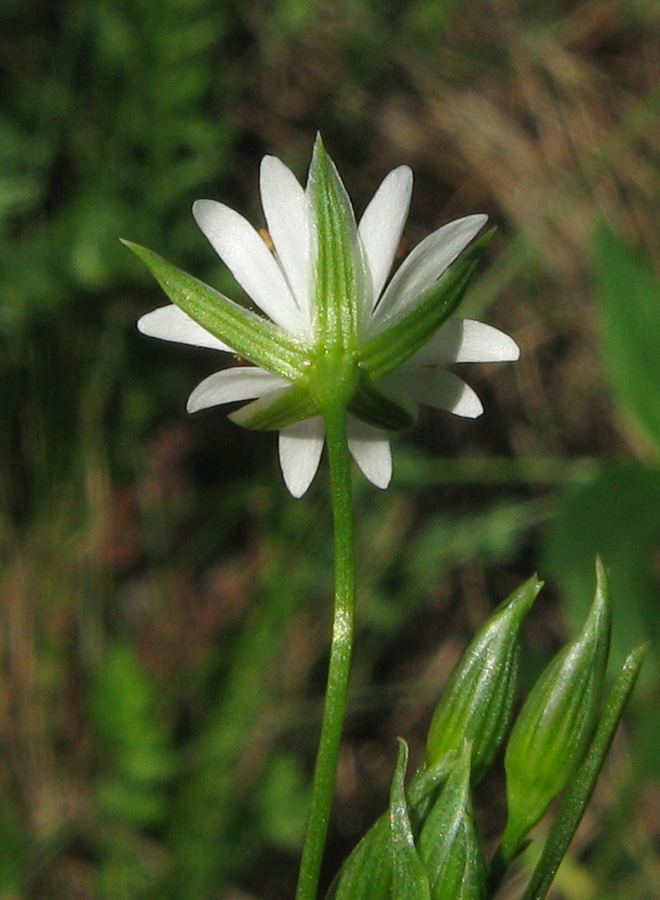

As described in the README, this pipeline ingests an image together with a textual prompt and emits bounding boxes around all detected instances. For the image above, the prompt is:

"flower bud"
[329,816,392,900]
[426,575,542,781]
[330,751,458,900]
[418,743,486,900]
[502,559,611,859]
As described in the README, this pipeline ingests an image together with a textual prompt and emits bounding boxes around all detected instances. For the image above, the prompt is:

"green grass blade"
[520,644,647,900]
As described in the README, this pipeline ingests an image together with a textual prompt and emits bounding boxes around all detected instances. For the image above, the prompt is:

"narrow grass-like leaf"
[521,644,647,900]
[594,226,660,453]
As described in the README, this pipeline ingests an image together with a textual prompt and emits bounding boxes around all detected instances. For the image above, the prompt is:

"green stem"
[295,406,356,900]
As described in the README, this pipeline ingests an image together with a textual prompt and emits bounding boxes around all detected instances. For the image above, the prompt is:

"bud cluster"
[330,561,644,900]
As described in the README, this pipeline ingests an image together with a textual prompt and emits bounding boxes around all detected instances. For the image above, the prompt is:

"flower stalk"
[295,400,356,900]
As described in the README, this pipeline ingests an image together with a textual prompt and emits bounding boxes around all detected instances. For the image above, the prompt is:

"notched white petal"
[408,319,521,365]
[279,417,325,498]
[186,367,289,413]
[358,166,413,314]
[193,199,307,338]
[260,156,312,327]
[386,368,484,418]
[347,417,392,489]
[138,304,233,352]
[371,214,488,333]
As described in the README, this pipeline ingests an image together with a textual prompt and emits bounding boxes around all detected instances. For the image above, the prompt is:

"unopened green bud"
[418,743,486,900]
[502,559,611,860]
[426,575,542,781]
[328,816,391,900]
[329,752,457,900]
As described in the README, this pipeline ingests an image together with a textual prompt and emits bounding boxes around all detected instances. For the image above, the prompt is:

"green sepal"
[520,643,647,900]
[229,385,319,431]
[309,135,363,348]
[123,240,309,382]
[502,559,612,860]
[359,230,494,380]
[390,740,431,900]
[426,575,542,783]
[349,374,418,431]
[418,743,486,900]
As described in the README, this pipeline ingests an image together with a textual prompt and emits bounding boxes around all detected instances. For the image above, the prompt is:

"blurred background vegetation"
[1,0,660,897]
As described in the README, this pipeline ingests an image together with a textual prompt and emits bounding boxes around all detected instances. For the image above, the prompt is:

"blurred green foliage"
[1,0,659,898]
[543,229,660,778]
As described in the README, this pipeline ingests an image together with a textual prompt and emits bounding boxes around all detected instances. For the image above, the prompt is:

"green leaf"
[426,575,542,782]
[521,644,647,900]
[360,230,493,380]
[542,462,660,675]
[0,795,24,894]
[501,561,611,860]
[91,643,175,828]
[257,752,309,851]
[390,740,432,900]
[123,239,309,381]
[594,225,660,454]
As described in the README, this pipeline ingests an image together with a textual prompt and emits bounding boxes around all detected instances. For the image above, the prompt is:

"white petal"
[186,367,289,413]
[385,369,484,418]
[278,417,325,498]
[369,214,488,335]
[358,166,413,313]
[138,304,233,352]
[193,199,308,338]
[260,156,312,325]
[347,417,392,489]
[408,319,521,365]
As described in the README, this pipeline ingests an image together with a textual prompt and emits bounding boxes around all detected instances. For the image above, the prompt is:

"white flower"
[137,145,519,498]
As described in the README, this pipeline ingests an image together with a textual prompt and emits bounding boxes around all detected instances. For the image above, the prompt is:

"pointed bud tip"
[498,573,543,619]
[582,558,612,653]
[594,555,608,594]
[624,642,649,673]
